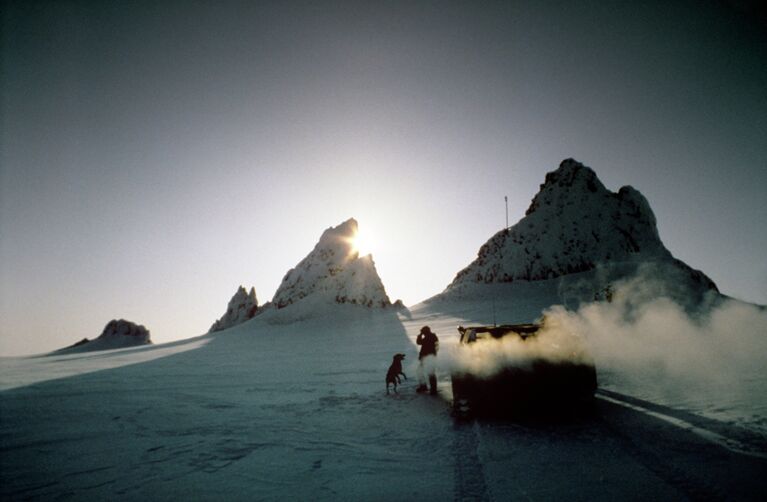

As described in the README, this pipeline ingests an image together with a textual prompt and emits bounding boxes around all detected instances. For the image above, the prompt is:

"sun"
[351,227,376,257]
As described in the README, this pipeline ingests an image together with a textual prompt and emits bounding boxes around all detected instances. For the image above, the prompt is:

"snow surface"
[2,281,765,500]
[209,286,259,333]
[0,338,209,391]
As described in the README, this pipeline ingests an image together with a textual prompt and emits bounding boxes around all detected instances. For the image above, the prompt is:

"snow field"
[2,277,766,500]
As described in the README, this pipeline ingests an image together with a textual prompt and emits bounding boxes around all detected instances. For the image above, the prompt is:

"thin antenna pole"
[492,297,497,327]
[504,195,508,229]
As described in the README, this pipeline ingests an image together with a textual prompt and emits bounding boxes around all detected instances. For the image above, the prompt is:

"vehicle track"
[453,420,491,502]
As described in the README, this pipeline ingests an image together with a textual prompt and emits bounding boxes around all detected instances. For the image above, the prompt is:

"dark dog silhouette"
[386,353,407,394]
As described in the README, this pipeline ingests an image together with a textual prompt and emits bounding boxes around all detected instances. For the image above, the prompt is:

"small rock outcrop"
[209,286,259,333]
[97,319,152,344]
[55,319,152,354]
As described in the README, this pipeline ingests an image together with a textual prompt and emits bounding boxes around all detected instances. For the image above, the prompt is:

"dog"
[386,353,407,394]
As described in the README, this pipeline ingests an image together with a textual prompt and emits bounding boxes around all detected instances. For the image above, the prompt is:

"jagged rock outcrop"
[209,286,259,333]
[56,319,152,354]
[272,218,393,309]
[98,319,152,343]
[449,158,718,295]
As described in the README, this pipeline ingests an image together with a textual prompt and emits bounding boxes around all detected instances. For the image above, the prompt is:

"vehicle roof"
[459,324,541,341]
[461,324,540,334]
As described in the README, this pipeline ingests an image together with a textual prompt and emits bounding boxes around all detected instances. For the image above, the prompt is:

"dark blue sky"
[2,0,766,354]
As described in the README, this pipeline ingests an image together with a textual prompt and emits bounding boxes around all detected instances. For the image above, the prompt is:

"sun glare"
[351,227,376,257]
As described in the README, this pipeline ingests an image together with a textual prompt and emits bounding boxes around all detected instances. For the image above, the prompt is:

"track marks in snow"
[598,410,729,501]
[597,390,767,460]
[596,391,767,501]
[188,440,271,474]
[64,466,115,478]
[453,421,491,502]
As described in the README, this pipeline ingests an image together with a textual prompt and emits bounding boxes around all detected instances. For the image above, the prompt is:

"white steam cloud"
[435,272,767,428]
[546,274,767,426]
[440,319,593,379]
[546,276,767,380]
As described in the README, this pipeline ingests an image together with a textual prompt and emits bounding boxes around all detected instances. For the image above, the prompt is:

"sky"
[1,0,766,356]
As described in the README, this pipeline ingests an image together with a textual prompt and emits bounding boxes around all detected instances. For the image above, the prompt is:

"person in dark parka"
[416,325,439,394]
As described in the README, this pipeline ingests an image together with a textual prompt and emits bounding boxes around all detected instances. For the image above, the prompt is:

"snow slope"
[0,307,456,500]
[2,290,765,500]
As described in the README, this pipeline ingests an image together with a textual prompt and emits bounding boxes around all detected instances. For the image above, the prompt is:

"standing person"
[416,326,439,394]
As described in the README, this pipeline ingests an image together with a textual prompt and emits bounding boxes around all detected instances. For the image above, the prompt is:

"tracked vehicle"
[451,321,597,417]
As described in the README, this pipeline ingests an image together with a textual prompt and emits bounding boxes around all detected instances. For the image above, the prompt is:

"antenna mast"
[504,195,508,229]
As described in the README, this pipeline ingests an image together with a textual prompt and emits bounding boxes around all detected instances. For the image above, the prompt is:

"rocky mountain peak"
[271,218,392,309]
[526,158,606,216]
[209,286,259,333]
[319,217,358,253]
[98,319,152,342]
[55,319,152,354]
[449,158,717,294]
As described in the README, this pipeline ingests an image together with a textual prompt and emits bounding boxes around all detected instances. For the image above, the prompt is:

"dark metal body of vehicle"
[451,323,597,416]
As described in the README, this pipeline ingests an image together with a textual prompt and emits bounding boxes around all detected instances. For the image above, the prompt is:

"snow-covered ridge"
[56,319,152,353]
[272,218,393,309]
[449,158,717,294]
[209,286,259,333]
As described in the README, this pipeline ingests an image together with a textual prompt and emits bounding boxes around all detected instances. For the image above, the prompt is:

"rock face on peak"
[448,159,717,296]
[98,319,152,344]
[272,218,393,309]
[209,286,259,333]
[55,319,152,354]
